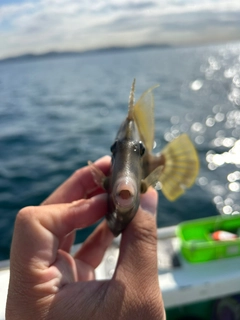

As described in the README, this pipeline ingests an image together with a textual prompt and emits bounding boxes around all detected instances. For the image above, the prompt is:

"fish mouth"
[113,177,137,210]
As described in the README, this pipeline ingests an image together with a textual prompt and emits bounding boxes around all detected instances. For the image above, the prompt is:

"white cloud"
[1,0,240,59]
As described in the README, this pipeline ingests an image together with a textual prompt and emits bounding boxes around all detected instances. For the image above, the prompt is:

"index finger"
[42,155,111,205]
[12,194,108,268]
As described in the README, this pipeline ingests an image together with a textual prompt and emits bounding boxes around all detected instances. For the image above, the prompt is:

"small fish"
[89,79,199,236]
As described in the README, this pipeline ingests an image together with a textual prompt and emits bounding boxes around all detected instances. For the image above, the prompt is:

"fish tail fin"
[142,134,199,201]
[127,79,136,120]
[159,134,199,201]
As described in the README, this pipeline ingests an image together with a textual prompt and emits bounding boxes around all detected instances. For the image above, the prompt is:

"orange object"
[212,230,238,241]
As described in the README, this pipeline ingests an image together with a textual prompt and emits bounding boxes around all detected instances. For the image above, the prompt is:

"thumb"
[114,187,159,287]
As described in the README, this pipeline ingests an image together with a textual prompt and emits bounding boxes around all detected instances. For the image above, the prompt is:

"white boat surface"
[1,225,240,320]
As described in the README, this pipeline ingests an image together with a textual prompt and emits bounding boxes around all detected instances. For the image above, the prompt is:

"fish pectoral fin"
[142,134,199,201]
[159,134,199,201]
[141,166,164,192]
[88,160,108,190]
[133,85,159,151]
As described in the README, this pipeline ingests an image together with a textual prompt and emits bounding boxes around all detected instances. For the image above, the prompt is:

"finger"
[60,231,76,253]
[74,220,113,269]
[12,194,108,268]
[42,155,111,205]
[114,188,159,287]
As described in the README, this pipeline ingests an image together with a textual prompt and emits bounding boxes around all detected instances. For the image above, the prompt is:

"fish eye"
[139,141,145,156]
[110,141,117,154]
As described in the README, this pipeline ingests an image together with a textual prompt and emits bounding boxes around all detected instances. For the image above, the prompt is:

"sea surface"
[1,43,240,260]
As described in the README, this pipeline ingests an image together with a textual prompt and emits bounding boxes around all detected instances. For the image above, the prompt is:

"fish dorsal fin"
[133,85,159,151]
[142,134,199,201]
[127,79,136,120]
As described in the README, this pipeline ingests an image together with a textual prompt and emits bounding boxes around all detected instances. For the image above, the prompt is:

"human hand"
[6,156,165,320]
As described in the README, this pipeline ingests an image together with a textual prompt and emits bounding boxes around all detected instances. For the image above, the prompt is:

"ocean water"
[1,43,240,260]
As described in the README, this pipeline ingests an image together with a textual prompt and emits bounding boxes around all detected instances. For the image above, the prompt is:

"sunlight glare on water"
[198,44,240,214]
[162,43,240,217]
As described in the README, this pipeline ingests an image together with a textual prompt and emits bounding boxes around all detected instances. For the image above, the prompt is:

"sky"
[1,0,240,59]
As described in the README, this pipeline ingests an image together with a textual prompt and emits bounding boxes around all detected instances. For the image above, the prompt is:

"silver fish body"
[106,114,145,236]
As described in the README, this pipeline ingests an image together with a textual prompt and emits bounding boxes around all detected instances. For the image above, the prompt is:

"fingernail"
[94,155,111,165]
[140,188,158,215]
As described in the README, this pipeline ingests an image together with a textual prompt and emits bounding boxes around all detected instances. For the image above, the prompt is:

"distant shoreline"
[0,44,172,64]
[1,40,240,64]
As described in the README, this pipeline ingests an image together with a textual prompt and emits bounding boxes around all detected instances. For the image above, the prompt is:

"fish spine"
[127,78,136,120]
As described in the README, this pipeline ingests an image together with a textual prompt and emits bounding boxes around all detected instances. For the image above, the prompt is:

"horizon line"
[1,40,240,63]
